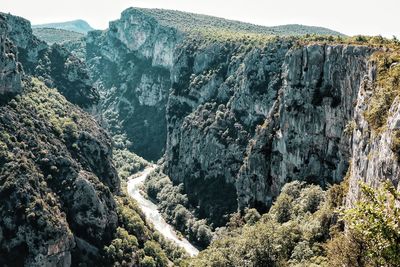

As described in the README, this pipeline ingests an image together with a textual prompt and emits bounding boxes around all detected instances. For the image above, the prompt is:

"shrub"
[344,182,400,266]
[144,169,213,248]
[364,51,400,131]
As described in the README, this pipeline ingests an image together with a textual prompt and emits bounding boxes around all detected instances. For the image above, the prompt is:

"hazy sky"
[2,0,399,37]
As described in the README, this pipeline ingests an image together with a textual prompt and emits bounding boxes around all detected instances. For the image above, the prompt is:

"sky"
[2,0,399,38]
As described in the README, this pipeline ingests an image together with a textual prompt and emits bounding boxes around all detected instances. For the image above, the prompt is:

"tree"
[344,182,400,266]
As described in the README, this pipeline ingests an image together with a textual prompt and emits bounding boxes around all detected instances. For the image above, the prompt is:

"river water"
[127,166,199,257]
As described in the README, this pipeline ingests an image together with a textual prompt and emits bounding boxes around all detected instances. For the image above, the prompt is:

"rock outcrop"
[165,40,374,223]
[0,14,22,98]
[1,12,98,109]
[346,54,400,206]
[0,14,118,266]
[0,78,119,266]
[77,8,381,225]
[237,45,374,210]
[85,8,179,160]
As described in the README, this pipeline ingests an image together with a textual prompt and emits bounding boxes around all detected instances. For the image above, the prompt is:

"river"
[127,166,199,257]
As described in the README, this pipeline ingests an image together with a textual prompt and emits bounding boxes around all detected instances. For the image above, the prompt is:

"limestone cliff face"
[76,8,400,226]
[78,8,381,225]
[237,45,375,209]
[0,14,22,97]
[346,58,400,206]
[86,8,179,160]
[1,12,98,108]
[165,41,374,222]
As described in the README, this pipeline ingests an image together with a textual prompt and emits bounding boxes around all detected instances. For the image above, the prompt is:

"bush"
[190,181,342,266]
[344,182,400,266]
[144,169,213,248]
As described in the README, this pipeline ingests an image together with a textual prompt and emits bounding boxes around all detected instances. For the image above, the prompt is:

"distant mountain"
[32,19,94,34]
[32,28,84,44]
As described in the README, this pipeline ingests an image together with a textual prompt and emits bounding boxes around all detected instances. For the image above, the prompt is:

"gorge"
[1,6,400,267]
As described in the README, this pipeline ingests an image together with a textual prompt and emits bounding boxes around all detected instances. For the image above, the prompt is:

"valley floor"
[127,166,199,257]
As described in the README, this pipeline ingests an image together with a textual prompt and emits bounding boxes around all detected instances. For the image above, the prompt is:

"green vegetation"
[190,181,348,267]
[113,148,149,180]
[364,51,400,131]
[103,190,187,266]
[344,182,400,267]
[33,28,84,44]
[145,169,213,248]
[125,8,343,37]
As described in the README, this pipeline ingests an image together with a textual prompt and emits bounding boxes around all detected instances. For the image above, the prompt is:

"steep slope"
[83,8,343,161]
[0,14,23,98]
[80,7,373,226]
[33,28,84,45]
[32,20,94,34]
[0,78,119,266]
[2,13,98,109]
[0,13,186,266]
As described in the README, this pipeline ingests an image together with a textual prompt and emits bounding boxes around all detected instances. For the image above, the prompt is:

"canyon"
[0,6,400,267]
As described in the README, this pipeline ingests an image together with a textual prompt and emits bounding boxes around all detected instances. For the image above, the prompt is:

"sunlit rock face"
[86,8,179,160]
[77,7,390,226]
[0,12,98,109]
[165,41,373,223]
[0,14,22,97]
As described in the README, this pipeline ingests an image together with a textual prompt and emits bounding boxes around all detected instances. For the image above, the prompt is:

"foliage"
[344,182,400,266]
[144,169,213,248]
[33,28,84,45]
[364,51,400,131]
[103,188,187,266]
[113,148,149,180]
[190,181,344,266]
[125,8,343,39]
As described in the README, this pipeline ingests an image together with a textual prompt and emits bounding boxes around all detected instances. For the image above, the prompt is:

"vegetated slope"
[127,8,343,36]
[0,78,119,266]
[32,19,94,34]
[2,12,98,109]
[0,13,186,266]
[79,5,400,242]
[33,28,84,45]
[82,7,390,228]
[81,7,342,161]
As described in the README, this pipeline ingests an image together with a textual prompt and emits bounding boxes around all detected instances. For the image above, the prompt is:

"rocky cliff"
[1,12,98,109]
[0,14,22,98]
[346,50,400,205]
[85,8,179,160]
[0,78,119,266]
[76,8,400,226]
[0,13,182,266]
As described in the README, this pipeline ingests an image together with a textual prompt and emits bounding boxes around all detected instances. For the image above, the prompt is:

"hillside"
[33,27,84,44]
[2,5,400,267]
[32,19,94,34]
[119,7,344,37]
[0,12,186,266]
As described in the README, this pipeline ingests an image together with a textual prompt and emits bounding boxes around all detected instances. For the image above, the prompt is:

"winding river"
[127,166,199,257]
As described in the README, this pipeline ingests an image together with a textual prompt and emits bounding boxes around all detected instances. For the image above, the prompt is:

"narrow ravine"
[127,166,199,257]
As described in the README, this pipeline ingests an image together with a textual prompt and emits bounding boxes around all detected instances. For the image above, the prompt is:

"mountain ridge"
[117,7,344,37]
[32,19,94,34]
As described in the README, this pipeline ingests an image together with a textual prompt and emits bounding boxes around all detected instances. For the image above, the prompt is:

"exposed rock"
[237,45,374,210]
[1,12,99,109]
[78,8,378,225]
[85,8,178,160]
[0,78,118,266]
[0,14,22,97]
[347,60,400,206]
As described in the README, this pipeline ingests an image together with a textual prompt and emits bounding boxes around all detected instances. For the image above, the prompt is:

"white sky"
[2,0,399,37]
